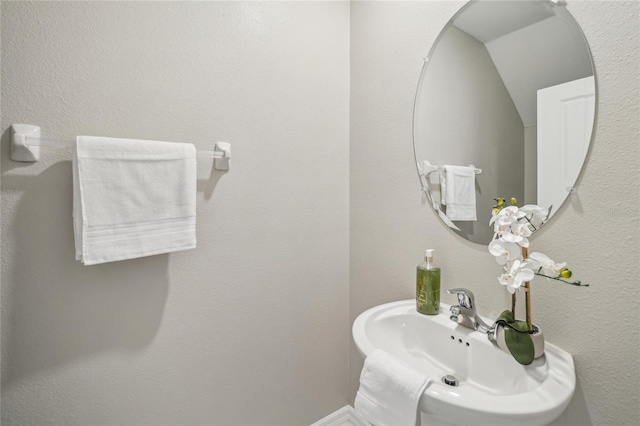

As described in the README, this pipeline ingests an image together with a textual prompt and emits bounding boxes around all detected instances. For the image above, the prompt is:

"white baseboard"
[311,405,371,426]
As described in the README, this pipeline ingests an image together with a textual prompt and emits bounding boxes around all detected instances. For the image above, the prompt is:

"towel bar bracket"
[11,124,41,162]
[214,142,231,171]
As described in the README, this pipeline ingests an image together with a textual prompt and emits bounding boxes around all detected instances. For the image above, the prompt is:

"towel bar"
[418,160,482,177]
[10,124,231,171]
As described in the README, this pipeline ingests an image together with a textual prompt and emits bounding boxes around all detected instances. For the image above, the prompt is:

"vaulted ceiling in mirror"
[453,1,593,127]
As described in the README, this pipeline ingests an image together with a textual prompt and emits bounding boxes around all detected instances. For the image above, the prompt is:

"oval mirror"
[414,0,596,244]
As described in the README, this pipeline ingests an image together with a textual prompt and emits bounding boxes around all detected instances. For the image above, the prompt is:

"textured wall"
[1,1,350,425]
[350,1,639,426]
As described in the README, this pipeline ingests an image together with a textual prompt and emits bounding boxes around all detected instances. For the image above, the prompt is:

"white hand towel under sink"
[442,165,477,221]
[354,349,431,426]
[73,136,197,265]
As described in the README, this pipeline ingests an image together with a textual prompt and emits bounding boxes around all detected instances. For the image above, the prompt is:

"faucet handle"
[447,288,475,310]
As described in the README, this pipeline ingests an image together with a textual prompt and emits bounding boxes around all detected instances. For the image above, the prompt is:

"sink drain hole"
[441,375,459,386]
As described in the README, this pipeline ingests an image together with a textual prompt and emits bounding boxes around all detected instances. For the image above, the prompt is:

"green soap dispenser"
[416,249,441,315]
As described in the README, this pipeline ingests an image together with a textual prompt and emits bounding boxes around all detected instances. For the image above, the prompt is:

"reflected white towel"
[354,350,430,426]
[73,136,197,265]
[443,165,477,221]
[439,168,447,206]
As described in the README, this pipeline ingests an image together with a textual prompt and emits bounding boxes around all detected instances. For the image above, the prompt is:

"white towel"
[73,136,197,265]
[442,165,477,221]
[439,168,447,206]
[354,350,430,426]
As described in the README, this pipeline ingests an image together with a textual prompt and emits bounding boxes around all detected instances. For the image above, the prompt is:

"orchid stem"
[522,247,533,333]
[523,215,537,231]
[534,272,590,286]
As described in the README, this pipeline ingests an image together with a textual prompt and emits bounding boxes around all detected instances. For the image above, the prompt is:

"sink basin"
[352,300,576,426]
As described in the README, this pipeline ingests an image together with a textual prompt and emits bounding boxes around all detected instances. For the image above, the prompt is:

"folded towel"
[442,165,477,221]
[354,350,430,426]
[73,136,197,265]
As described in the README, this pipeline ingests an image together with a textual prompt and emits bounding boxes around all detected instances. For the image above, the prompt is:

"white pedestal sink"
[352,300,576,426]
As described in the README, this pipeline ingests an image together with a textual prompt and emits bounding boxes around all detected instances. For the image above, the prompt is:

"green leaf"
[493,311,535,365]
[504,327,535,365]
[509,321,531,332]
[495,309,515,324]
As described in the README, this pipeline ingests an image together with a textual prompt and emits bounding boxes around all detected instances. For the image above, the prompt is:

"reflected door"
[537,76,595,211]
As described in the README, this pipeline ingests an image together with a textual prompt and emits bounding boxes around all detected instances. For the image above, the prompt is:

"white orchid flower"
[519,204,550,229]
[493,222,509,235]
[490,206,526,233]
[508,223,533,247]
[499,206,525,224]
[528,252,566,276]
[513,223,532,238]
[498,260,535,294]
[489,239,522,265]
[520,258,539,271]
[500,230,530,248]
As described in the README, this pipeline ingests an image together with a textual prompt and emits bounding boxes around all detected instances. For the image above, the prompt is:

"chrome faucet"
[447,288,494,334]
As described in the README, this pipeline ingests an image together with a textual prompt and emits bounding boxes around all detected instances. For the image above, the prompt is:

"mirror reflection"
[414,0,596,244]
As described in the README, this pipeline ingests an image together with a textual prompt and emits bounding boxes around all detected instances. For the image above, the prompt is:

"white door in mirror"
[537,76,595,210]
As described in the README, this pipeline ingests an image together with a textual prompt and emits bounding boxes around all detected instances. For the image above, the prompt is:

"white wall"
[1,1,350,425]
[350,2,639,426]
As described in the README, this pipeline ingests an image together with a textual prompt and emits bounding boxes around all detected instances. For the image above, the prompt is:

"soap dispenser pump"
[416,249,441,315]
